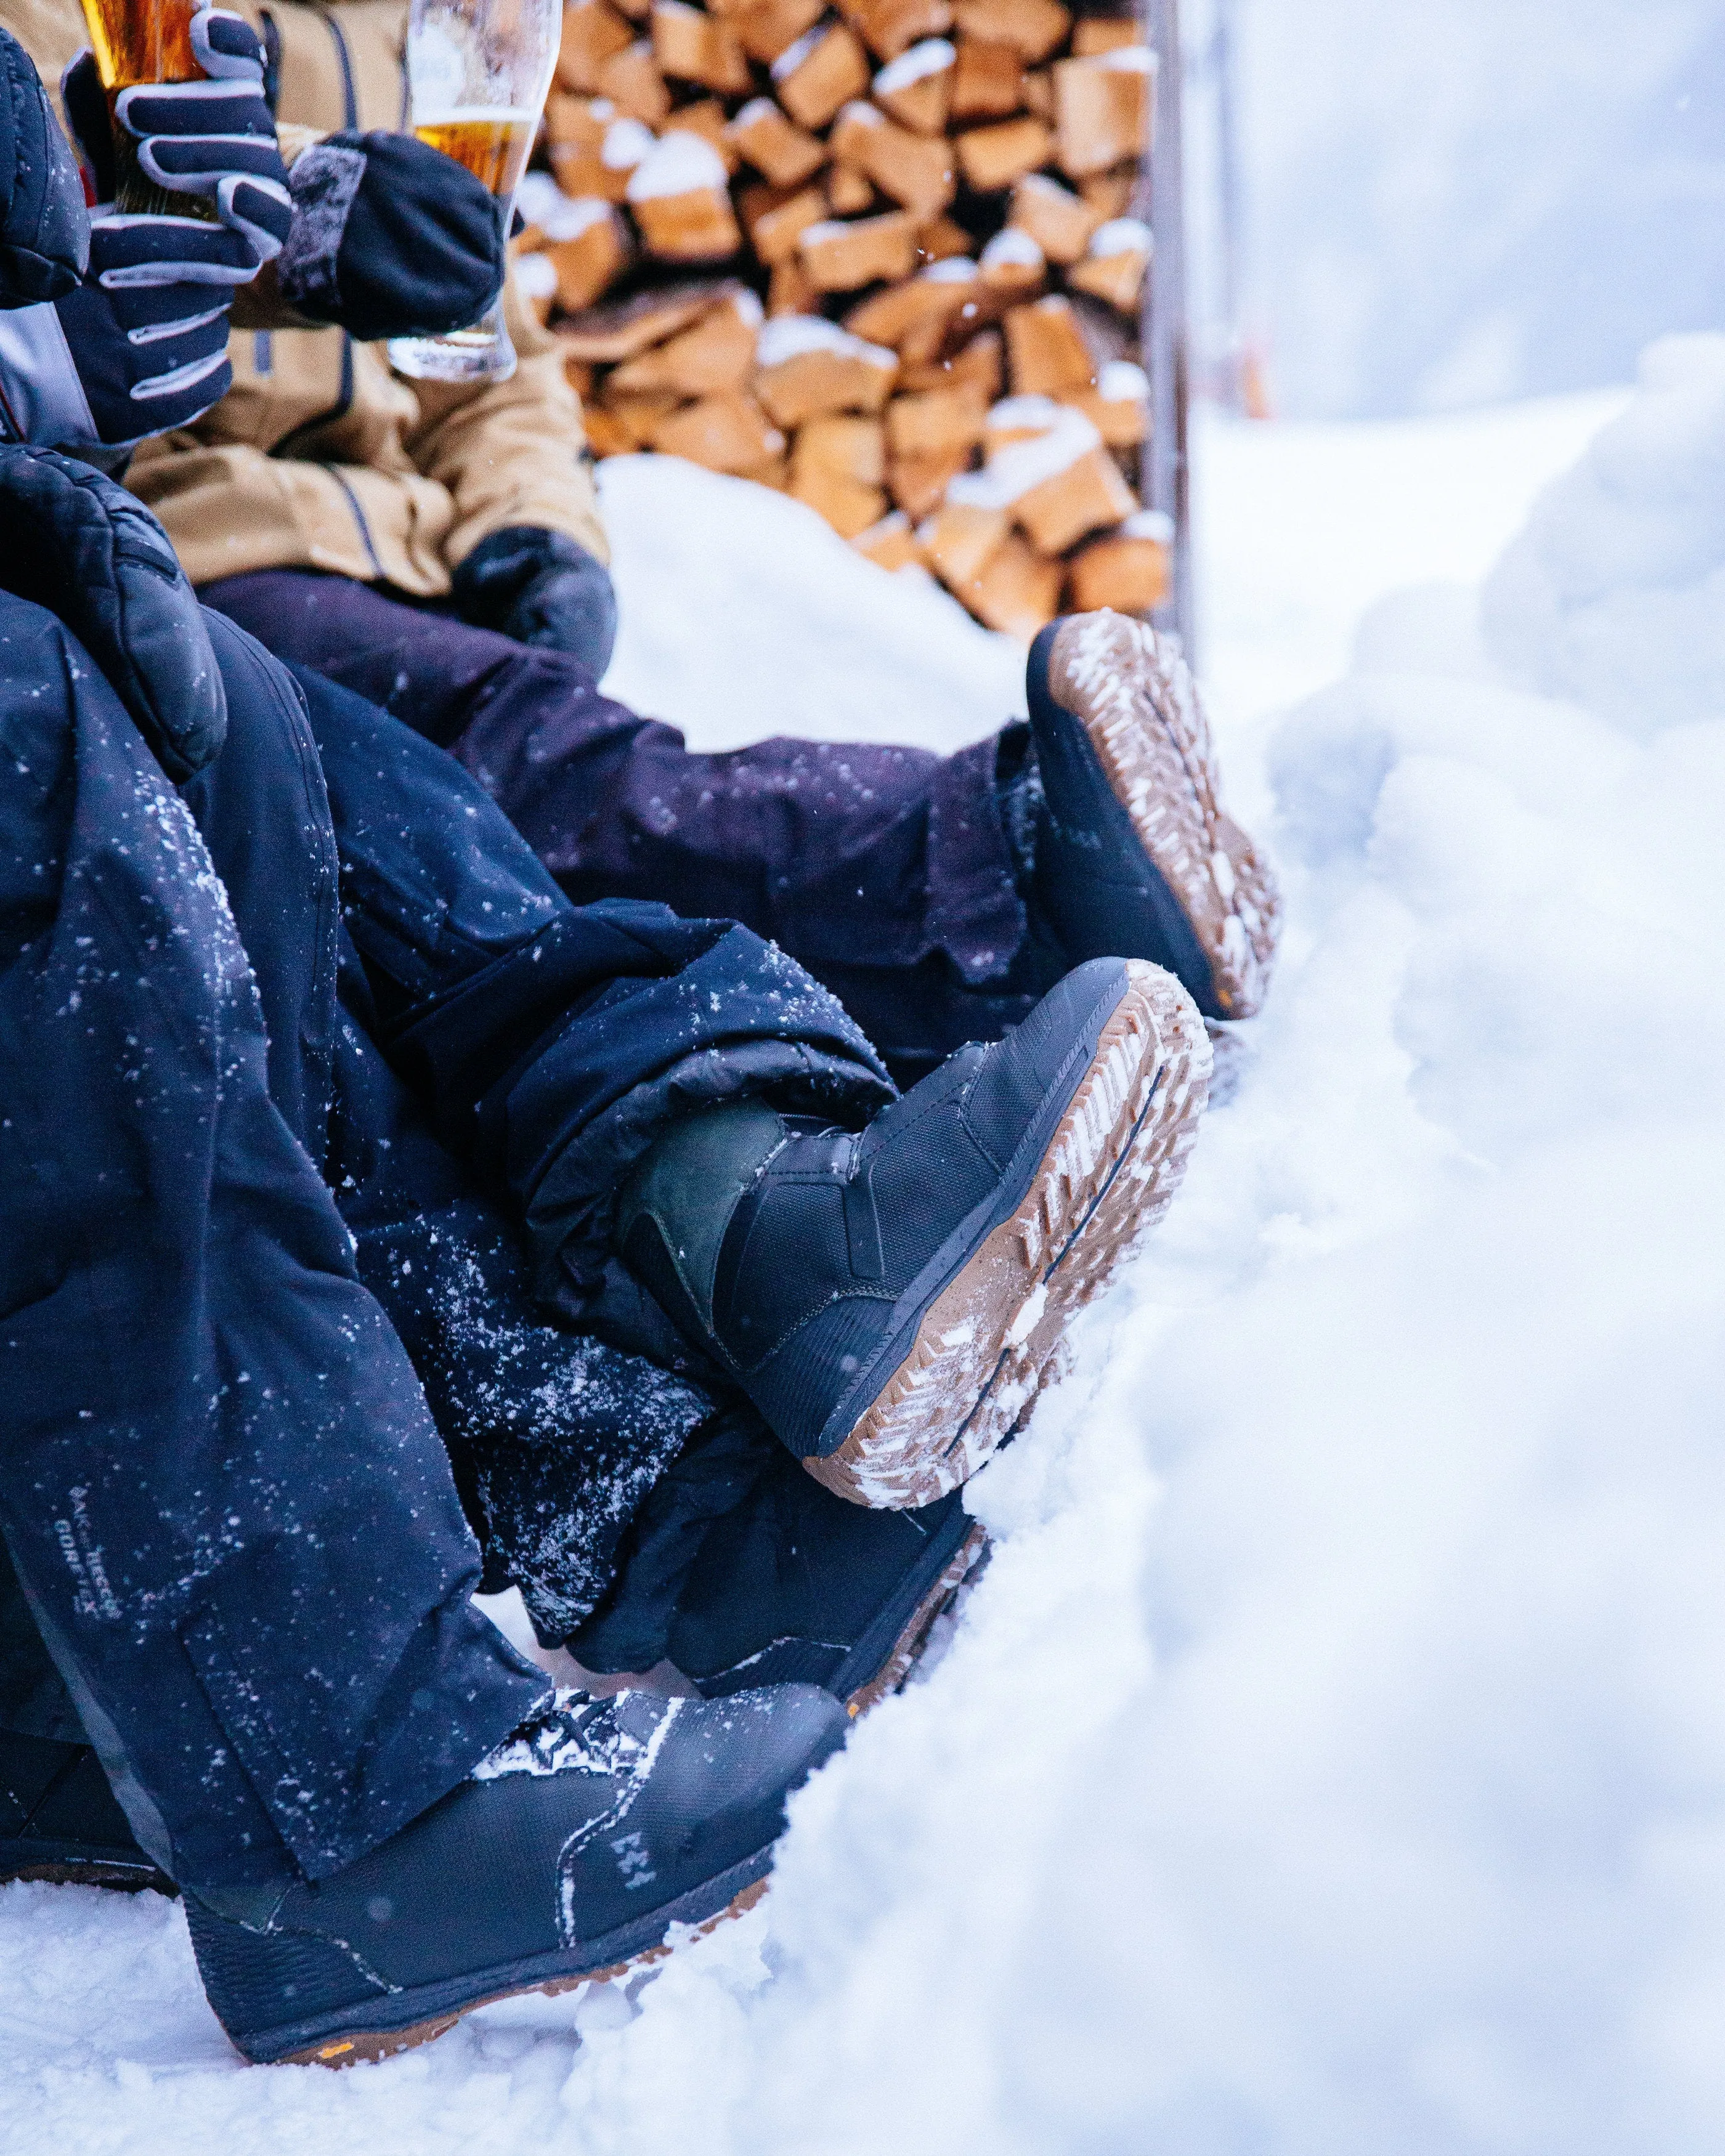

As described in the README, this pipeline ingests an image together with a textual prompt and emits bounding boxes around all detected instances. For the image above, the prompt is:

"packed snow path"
[6,354,1721,2155]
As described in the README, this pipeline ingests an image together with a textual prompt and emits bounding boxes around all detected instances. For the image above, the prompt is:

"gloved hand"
[274,130,506,344]
[451,525,619,679]
[0,25,87,308]
[51,15,291,442]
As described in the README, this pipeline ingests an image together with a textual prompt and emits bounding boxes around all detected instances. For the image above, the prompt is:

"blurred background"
[1182,0,1725,418]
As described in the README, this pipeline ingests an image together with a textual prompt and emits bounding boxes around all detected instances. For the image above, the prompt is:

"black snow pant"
[0,590,891,1908]
[201,569,1058,1084]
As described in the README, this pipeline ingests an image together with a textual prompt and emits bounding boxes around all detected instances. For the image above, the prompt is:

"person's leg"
[0,594,549,1912]
[201,568,1044,1077]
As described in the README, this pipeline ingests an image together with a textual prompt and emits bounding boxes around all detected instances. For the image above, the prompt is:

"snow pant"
[200,569,1058,1084]
[0,590,891,1909]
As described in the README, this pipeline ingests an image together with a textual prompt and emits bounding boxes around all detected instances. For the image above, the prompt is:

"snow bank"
[6,366,1725,2151]
[598,453,1026,752]
[1483,332,1725,735]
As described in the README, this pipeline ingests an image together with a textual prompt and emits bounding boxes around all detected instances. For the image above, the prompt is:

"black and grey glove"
[44,16,291,443]
[275,129,506,344]
[452,525,618,679]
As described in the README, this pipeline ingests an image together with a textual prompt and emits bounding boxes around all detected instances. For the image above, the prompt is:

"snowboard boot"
[183,1682,846,2066]
[652,1452,989,1717]
[1,1728,172,1892]
[1026,610,1281,1021]
[617,956,1209,1510]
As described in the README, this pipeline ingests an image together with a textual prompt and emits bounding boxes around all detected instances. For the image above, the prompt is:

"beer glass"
[388,0,562,383]
[78,0,216,216]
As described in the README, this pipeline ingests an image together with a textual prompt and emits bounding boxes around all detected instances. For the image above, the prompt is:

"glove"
[0,444,225,779]
[452,526,618,678]
[275,131,506,344]
[42,17,291,442]
[0,26,87,309]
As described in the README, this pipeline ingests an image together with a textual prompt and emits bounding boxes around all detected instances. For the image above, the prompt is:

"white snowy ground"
[6,354,1723,2155]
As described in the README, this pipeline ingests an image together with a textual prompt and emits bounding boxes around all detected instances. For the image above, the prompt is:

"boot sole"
[273,1862,773,2069]
[1041,610,1281,1021]
[844,1520,991,1719]
[804,961,1209,1510]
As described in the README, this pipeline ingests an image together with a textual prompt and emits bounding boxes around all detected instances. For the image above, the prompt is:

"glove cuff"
[275,137,367,322]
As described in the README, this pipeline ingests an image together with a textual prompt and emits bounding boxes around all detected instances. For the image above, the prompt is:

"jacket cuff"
[275,139,367,321]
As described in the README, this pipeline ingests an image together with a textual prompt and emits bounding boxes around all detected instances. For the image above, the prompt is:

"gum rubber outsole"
[803,960,1210,1512]
[280,1873,772,2069]
[1044,611,1281,1021]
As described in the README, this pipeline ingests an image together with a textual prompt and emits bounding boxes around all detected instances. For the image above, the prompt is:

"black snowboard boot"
[677,1478,988,1719]
[183,1683,846,2067]
[1025,610,1281,1021]
[1,1729,172,1892]
[616,957,1209,1510]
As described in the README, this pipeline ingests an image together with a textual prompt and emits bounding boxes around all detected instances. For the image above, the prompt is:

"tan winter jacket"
[1,0,607,591]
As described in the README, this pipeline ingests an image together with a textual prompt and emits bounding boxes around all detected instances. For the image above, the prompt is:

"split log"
[790,412,887,534]
[651,390,787,471]
[1079,166,1136,219]
[887,443,971,515]
[1012,440,1133,551]
[829,101,956,219]
[914,214,972,262]
[872,36,954,132]
[1064,214,1151,312]
[955,115,1052,190]
[610,286,762,391]
[768,256,820,310]
[798,208,919,290]
[728,95,827,185]
[983,389,1065,454]
[545,97,635,198]
[627,133,742,259]
[556,0,635,93]
[1065,513,1171,612]
[852,509,921,570]
[556,279,746,360]
[755,313,899,423]
[583,402,638,454]
[837,0,952,61]
[596,38,672,121]
[966,530,1062,637]
[950,0,1068,63]
[745,182,829,261]
[668,98,742,171]
[1052,46,1152,177]
[884,378,988,456]
[1004,294,1095,394]
[949,34,1021,119]
[1058,358,1148,446]
[978,224,1045,299]
[731,0,824,61]
[1008,171,1100,263]
[1072,16,1141,55]
[772,20,872,128]
[916,495,1008,585]
[651,0,752,87]
[539,199,633,309]
[826,164,877,213]
[608,389,684,445]
[845,256,980,363]
[898,323,1000,395]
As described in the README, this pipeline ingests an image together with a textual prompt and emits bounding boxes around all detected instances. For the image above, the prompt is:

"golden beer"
[412,109,536,200]
[77,0,212,216]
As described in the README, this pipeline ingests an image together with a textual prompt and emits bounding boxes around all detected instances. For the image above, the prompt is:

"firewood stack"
[512,0,1174,639]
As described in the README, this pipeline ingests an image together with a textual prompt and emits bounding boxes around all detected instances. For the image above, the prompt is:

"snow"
[1087,216,1152,261]
[980,227,1044,272]
[753,313,895,370]
[10,348,1725,2149]
[871,38,954,94]
[625,132,728,203]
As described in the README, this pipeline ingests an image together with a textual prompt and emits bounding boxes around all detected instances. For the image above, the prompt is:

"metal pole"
[1140,0,1195,658]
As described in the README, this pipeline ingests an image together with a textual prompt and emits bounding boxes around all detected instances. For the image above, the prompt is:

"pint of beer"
[78,0,214,216]
[388,0,561,383]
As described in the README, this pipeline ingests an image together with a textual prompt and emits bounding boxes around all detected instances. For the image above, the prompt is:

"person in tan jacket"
[2,0,619,671]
